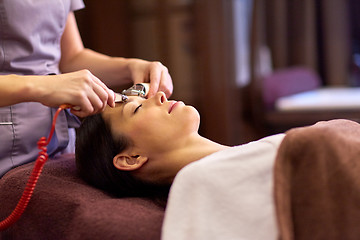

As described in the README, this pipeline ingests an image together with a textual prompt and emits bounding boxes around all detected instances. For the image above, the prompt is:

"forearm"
[0,71,115,116]
[59,48,134,87]
[59,12,172,97]
[59,13,172,96]
[0,75,44,106]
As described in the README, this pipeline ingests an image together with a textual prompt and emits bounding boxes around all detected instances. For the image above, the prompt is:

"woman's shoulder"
[175,133,286,182]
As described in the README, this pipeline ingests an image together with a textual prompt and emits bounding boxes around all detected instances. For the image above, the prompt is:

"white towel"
[162,134,285,240]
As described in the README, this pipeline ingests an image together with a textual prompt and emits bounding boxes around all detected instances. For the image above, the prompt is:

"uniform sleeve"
[70,0,85,11]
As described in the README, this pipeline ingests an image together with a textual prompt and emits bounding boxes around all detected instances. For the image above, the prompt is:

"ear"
[113,153,148,171]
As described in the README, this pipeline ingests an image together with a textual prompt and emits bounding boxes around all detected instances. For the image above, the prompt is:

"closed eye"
[134,104,142,113]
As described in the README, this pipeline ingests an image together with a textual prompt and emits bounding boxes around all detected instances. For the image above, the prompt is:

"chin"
[185,106,201,131]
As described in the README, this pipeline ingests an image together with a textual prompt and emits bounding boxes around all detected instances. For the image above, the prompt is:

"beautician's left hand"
[128,59,173,98]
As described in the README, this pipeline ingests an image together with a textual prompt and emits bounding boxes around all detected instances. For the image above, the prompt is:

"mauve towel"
[0,154,164,240]
[274,119,360,240]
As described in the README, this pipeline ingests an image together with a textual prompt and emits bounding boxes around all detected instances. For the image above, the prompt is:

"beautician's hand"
[35,70,115,117]
[128,59,173,98]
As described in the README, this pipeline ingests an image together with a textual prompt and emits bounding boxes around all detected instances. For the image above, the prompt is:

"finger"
[69,97,94,118]
[106,88,115,108]
[74,81,108,115]
[90,83,109,113]
[132,70,146,85]
[148,64,162,98]
[90,74,115,108]
[159,71,173,98]
[76,92,104,116]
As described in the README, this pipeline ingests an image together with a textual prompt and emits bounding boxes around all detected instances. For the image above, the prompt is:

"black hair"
[75,114,170,200]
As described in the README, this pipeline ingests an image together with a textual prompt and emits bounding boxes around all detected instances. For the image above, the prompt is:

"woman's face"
[102,92,200,155]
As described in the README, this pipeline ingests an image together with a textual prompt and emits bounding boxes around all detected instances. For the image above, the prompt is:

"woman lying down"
[75,92,285,240]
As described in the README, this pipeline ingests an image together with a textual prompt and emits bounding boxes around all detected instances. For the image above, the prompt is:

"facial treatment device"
[121,83,149,98]
[0,83,149,231]
[113,82,150,103]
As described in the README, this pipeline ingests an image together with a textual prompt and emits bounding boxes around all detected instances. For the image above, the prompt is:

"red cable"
[0,105,69,231]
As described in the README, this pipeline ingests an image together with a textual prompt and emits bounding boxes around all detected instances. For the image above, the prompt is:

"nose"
[153,91,167,105]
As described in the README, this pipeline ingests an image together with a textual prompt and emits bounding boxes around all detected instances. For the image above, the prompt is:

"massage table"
[0,154,164,240]
[1,119,360,239]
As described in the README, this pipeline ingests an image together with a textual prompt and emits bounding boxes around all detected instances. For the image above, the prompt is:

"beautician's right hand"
[35,70,115,117]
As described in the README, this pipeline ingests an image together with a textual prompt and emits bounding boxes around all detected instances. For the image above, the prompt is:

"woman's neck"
[177,134,229,163]
[154,134,230,184]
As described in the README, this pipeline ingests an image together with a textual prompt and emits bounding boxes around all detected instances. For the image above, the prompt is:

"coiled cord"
[0,105,69,231]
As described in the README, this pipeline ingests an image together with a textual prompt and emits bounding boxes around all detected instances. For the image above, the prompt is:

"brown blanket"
[0,154,164,240]
[274,119,360,240]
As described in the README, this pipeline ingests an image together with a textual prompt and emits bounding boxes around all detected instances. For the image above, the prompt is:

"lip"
[168,101,181,113]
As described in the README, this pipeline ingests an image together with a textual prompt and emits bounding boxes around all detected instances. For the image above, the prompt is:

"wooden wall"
[75,0,248,145]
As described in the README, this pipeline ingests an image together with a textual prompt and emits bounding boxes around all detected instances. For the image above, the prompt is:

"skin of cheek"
[127,118,173,152]
[130,106,200,153]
